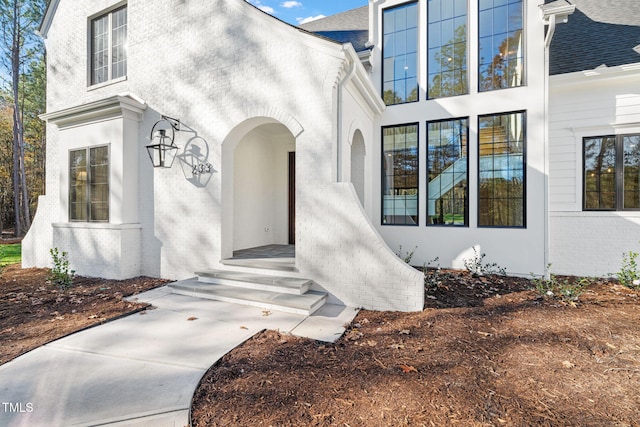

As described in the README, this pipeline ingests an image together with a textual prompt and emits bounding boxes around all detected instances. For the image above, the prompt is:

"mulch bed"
[0,264,168,365]
[191,271,640,427]
[2,258,639,426]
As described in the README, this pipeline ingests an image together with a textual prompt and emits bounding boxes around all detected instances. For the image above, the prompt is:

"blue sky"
[247,0,367,25]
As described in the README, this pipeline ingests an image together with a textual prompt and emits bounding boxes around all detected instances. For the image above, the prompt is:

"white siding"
[549,68,640,276]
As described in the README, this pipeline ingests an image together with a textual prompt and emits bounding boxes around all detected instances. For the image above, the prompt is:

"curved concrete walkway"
[0,286,357,426]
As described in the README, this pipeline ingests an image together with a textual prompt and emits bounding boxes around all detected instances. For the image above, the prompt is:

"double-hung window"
[70,146,110,222]
[91,6,127,85]
[584,134,640,210]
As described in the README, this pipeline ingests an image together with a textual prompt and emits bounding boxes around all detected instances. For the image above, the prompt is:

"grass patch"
[0,244,21,266]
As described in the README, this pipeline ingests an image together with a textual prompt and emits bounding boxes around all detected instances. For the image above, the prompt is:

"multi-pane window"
[70,146,109,222]
[478,0,524,91]
[427,118,468,225]
[382,2,419,106]
[382,124,419,225]
[478,111,525,227]
[91,7,127,85]
[428,0,468,98]
[584,135,640,210]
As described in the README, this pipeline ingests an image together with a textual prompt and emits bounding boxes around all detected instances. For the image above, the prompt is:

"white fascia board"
[343,44,385,115]
[41,94,147,129]
[38,0,60,38]
[551,61,640,87]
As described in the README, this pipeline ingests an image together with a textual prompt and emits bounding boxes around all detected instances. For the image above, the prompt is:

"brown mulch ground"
[2,257,640,426]
[191,271,640,427]
[0,264,168,365]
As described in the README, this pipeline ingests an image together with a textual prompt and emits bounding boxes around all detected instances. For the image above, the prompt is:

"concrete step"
[195,269,311,295]
[220,257,297,272]
[169,279,327,316]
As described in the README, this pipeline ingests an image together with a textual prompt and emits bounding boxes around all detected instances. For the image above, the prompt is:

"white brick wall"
[25,0,425,312]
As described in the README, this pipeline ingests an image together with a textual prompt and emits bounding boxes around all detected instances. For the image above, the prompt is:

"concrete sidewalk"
[0,286,357,426]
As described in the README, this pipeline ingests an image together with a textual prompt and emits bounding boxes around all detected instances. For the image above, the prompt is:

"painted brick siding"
[25,0,425,312]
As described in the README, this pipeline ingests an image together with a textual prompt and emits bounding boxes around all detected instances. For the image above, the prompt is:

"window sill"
[53,222,141,230]
[87,76,127,92]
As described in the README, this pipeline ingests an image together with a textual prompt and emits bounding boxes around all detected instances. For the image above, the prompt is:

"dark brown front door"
[288,152,295,244]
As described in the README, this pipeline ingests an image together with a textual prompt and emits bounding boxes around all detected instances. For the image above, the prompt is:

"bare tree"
[0,0,46,236]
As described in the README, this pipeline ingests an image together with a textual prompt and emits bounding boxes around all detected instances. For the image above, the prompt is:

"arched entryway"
[221,117,297,262]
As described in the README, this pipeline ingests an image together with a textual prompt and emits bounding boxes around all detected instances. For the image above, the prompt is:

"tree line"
[0,0,47,238]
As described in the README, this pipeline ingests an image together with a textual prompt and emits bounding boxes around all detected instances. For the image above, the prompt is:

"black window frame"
[427,0,469,99]
[382,1,420,106]
[583,134,640,211]
[426,117,469,226]
[382,122,420,226]
[477,0,525,92]
[477,110,526,228]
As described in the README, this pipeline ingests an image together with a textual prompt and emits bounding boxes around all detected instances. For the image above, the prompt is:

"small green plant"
[396,245,417,264]
[463,247,506,277]
[422,257,454,290]
[531,264,592,304]
[617,250,640,289]
[48,248,75,290]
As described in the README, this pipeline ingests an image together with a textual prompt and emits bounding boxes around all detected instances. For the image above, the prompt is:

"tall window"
[91,6,127,85]
[427,118,468,225]
[478,111,525,227]
[478,0,524,91]
[428,0,468,98]
[382,2,418,106]
[382,124,419,225]
[584,135,640,210]
[70,146,109,222]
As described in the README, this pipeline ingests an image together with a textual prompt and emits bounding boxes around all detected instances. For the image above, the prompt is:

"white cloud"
[249,0,276,15]
[281,1,302,8]
[296,15,325,24]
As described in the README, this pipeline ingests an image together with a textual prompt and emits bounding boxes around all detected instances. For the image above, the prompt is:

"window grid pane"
[69,150,88,221]
[478,112,525,227]
[382,124,419,225]
[89,146,109,222]
[383,2,419,106]
[428,0,468,98]
[584,134,640,211]
[584,137,616,210]
[427,118,468,225]
[478,0,524,92]
[91,15,109,85]
[623,136,640,209]
[69,147,109,222]
[91,7,127,85]
[111,8,127,79]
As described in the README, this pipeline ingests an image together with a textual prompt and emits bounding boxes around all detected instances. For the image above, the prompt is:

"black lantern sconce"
[147,115,181,168]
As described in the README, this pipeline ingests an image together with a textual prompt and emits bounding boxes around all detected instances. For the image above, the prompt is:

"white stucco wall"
[369,0,549,276]
[548,66,640,277]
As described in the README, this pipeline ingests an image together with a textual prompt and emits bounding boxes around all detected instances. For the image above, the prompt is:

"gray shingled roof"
[298,6,369,52]
[299,2,640,73]
[548,0,640,75]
